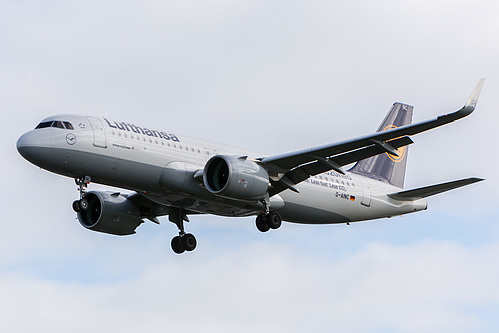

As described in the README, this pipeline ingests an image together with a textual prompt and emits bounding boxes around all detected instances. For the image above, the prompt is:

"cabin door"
[87,117,107,148]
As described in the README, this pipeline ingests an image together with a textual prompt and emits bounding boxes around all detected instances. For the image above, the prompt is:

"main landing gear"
[72,176,91,213]
[255,211,282,232]
[169,207,197,254]
[256,196,283,232]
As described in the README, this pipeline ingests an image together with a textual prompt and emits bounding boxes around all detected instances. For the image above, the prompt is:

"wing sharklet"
[465,78,485,110]
[387,177,484,201]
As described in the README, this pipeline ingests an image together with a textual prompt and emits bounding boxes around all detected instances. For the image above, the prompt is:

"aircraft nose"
[17,131,43,164]
[17,131,31,152]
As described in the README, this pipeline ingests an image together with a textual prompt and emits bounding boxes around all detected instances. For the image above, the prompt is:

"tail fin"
[350,103,413,188]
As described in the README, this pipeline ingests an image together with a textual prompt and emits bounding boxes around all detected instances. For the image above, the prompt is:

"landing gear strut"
[72,176,91,213]
[169,207,197,254]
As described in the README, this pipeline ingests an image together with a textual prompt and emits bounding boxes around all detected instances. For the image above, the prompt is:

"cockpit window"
[35,120,75,130]
[35,120,74,129]
[35,121,53,129]
[53,121,65,129]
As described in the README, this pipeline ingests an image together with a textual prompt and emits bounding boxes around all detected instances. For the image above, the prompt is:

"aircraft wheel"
[181,233,197,252]
[78,198,89,211]
[72,200,81,213]
[171,236,185,254]
[266,211,282,230]
[256,214,270,232]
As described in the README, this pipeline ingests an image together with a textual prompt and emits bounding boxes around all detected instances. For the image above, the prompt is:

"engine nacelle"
[77,191,142,236]
[203,155,269,200]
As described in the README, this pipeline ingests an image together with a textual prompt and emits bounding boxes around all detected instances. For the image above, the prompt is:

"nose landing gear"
[72,176,91,213]
[72,198,88,212]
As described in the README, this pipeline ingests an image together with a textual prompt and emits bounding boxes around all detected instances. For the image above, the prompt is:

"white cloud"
[1,241,498,332]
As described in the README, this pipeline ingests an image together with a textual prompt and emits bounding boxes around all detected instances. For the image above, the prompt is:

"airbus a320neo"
[17,80,485,254]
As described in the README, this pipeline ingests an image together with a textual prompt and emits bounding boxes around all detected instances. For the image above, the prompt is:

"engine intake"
[78,191,142,235]
[203,155,269,200]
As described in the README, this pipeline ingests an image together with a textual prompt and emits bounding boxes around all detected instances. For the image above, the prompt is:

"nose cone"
[17,131,46,166]
[17,132,34,160]
[17,131,31,148]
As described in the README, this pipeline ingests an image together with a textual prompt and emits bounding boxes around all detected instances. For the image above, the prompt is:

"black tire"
[181,233,197,252]
[78,198,89,211]
[266,211,282,229]
[171,236,185,254]
[256,214,270,232]
[72,200,81,213]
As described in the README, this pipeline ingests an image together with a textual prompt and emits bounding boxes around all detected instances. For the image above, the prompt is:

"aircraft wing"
[260,79,484,196]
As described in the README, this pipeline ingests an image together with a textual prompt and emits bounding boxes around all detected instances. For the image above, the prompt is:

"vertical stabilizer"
[350,103,413,188]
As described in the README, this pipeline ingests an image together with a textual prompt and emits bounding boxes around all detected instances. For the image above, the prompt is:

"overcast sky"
[1,0,498,332]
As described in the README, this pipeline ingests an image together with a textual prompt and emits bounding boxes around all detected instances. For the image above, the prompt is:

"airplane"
[17,80,485,254]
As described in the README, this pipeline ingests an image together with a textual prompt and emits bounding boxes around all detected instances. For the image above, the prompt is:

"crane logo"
[66,133,77,145]
[383,125,406,163]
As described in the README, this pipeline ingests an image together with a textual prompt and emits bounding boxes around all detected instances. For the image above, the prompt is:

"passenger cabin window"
[35,120,74,130]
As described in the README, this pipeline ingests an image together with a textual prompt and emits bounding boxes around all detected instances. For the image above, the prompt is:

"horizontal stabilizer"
[387,177,484,201]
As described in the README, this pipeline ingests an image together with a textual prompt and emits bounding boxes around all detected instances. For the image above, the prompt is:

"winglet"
[464,78,485,110]
[437,79,485,122]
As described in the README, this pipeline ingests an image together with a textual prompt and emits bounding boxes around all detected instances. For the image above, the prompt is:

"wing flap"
[387,178,484,201]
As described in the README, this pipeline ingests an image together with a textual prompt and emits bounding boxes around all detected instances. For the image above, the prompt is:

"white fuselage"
[17,115,427,224]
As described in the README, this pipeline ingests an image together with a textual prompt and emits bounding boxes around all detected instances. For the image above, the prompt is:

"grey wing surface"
[260,79,484,196]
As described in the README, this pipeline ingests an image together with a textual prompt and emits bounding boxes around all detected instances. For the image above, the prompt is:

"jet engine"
[203,155,269,200]
[77,191,143,235]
